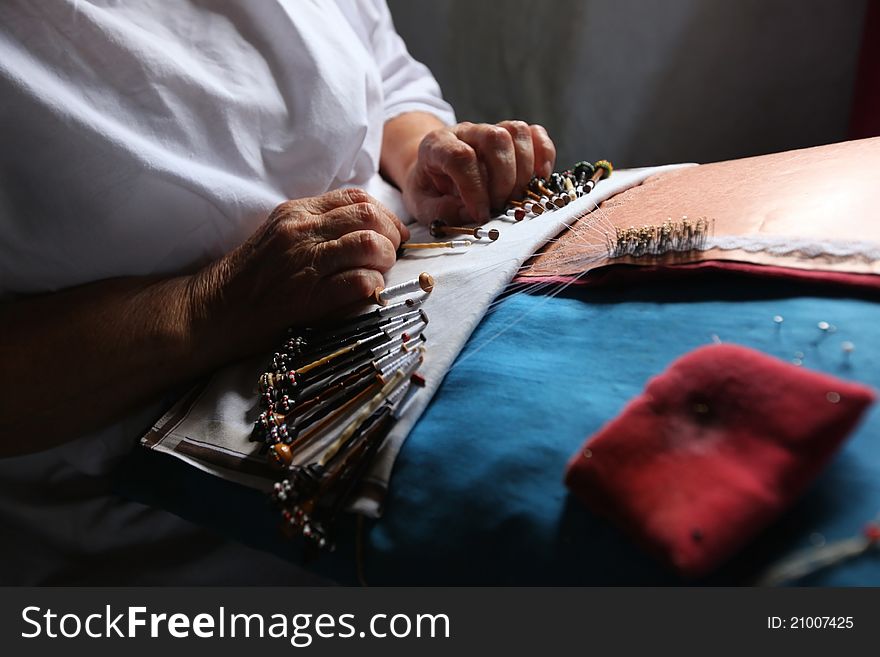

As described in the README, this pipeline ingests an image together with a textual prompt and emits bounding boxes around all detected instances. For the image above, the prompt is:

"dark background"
[389,0,870,168]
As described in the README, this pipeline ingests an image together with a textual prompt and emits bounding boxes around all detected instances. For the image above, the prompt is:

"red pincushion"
[564,344,876,578]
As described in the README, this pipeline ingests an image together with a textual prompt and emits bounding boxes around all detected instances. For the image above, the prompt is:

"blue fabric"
[118,276,880,585]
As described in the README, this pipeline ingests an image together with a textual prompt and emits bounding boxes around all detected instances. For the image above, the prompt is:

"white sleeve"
[342,0,456,125]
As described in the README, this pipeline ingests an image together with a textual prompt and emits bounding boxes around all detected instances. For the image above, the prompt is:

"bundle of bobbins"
[504,159,613,221]
[254,273,435,552]
[395,160,612,251]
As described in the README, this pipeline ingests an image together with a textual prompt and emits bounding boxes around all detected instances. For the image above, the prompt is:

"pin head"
[595,159,613,178]
[418,272,435,294]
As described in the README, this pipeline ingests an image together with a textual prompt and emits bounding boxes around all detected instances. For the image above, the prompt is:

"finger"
[304,187,375,215]
[314,202,409,249]
[315,268,385,314]
[455,123,516,211]
[497,120,535,196]
[421,128,490,222]
[529,124,557,179]
[412,193,467,226]
[314,230,397,275]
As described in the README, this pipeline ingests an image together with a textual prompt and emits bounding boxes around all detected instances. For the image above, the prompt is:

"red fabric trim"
[516,260,880,295]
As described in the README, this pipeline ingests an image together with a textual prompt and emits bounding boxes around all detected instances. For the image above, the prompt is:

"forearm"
[0,189,410,458]
[380,111,446,190]
[0,274,217,457]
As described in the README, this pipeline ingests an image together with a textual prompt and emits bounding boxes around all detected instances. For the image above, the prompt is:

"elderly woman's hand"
[0,188,408,454]
[402,120,556,225]
[189,188,409,353]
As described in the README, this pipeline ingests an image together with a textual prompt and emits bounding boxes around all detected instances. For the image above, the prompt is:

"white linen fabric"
[0,0,453,583]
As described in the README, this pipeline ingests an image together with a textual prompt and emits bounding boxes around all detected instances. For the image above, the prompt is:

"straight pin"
[841,341,855,368]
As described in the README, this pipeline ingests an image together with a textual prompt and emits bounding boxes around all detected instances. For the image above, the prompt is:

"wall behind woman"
[388,0,867,168]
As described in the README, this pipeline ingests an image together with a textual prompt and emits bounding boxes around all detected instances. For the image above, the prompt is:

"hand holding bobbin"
[402,121,557,226]
[188,188,410,356]
[370,272,435,306]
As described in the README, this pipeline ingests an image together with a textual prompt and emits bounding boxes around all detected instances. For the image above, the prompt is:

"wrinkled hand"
[189,188,409,353]
[402,121,556,225]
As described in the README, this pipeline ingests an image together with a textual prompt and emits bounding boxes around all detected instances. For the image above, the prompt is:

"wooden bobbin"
[271,442,293,468]
[371,272,435,306]
[586,159,613,191]
[430,220,500,241]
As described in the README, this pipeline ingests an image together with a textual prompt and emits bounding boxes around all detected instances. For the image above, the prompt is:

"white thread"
[705,235,880,261]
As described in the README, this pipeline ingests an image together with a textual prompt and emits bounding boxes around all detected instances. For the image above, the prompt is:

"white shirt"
[0,0,455,296]
[0,0,454,583]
